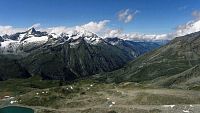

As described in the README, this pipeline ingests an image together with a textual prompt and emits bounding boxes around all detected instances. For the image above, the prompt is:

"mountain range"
[0,28,161,81]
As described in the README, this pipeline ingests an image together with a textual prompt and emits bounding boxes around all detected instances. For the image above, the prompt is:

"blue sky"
[0,0,200,35]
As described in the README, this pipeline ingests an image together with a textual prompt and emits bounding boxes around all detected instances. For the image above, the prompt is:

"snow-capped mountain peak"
[72,30,103,44]
[27,27,37,35]
[50,28,105,45]
[0,28,106,54]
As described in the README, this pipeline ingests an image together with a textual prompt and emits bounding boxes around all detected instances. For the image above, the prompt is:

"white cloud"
[0,26,25,36]
[104,29,123,38]
[171,11,200,37]
[104,30,169,41]
[30,23,41,29]
[79,20,110,33]
[175,19,200,37]
[165,11,200,38]
[47,26,70,34]
[125,15,133,23]
[192,10,200,19]
[47,20,110,35]
[117,9,139,23]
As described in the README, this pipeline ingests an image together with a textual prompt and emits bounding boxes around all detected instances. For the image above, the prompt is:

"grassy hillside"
[153,64,200,89]
[96,31,200,88]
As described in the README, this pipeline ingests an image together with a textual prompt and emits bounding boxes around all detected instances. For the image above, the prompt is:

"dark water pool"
[0,106,34,113]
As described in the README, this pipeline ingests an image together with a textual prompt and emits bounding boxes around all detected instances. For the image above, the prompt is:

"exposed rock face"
[0,36,4,42]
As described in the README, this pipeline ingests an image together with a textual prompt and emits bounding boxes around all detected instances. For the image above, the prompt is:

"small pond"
[0,106,34,113]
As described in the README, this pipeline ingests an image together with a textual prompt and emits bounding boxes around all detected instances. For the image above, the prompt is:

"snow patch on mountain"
[0,40,20,54]
[1,40,18,48]
[22,36,48,43]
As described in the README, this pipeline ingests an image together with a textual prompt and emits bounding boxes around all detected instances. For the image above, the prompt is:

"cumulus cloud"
[104,29,123,38]
[80,20,110,33]
[117,9,139,23]
[46,20,110,35]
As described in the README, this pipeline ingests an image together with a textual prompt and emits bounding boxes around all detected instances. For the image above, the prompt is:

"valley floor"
[0,77,200,113]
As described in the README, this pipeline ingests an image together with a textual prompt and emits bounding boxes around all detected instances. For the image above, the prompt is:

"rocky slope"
[21,38,133,81]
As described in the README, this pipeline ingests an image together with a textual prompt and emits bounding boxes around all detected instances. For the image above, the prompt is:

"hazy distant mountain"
[105,37,161,58]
